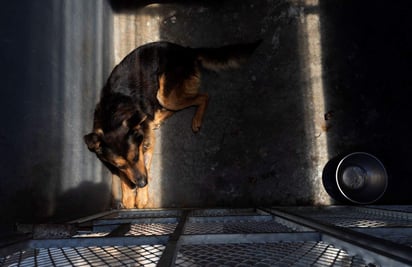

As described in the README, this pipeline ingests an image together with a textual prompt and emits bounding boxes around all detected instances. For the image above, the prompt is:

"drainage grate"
[125,223,177,236]
[184,220,295,234]
[175,241,368,267]
[0,245,165,267]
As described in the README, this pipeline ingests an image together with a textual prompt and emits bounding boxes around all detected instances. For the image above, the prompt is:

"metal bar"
[93,217,177,226]
[190,208,262,216]
[67,210,117,224]
[180,232,321,245]
[263,207,412,266]
[187,215,273,223]
[93,217,178,226]
[28,235,168,248]
[99,209,182,220]
[157,210,189,267]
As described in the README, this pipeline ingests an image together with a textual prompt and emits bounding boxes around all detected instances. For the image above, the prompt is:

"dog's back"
[99,40,260,122]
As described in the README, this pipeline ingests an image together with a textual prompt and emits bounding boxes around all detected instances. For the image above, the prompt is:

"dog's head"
[84,94,149,188]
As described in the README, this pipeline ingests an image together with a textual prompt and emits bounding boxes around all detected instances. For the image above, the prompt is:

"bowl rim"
[335,152,388,204]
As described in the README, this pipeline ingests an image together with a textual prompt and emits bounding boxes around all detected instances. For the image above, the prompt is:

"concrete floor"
[1,0,412,232]
[110,0,334,208]
[108,0,412,209]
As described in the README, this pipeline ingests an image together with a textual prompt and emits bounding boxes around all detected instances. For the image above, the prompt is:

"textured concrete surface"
[98,0,412,208]
[110,0,334,208]
[0,0,113,231]
[1,0,412,233]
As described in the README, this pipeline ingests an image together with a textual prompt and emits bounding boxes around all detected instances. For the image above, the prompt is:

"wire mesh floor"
[1,206,412,267]
[0,245,165,267]
[175,241,367,267]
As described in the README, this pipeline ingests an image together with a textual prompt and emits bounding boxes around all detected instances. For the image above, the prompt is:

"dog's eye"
[112,159,128,169]
[116,164,127,170]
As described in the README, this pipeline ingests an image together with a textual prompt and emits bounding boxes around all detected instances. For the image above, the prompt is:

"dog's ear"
[84,132,103,153]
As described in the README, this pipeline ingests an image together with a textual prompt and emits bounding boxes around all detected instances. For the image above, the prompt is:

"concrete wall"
[0,0,113,233]
[1,0,412,234]
[109,0,412,208]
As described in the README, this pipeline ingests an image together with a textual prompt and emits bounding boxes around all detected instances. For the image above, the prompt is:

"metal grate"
[367,205,412,213]
[125,223,177,236]
[184,220,295,234]
[1,207,411,266]
[72,232,110,238]
[277,206,412,228]
[353,228,412,248]
[175,241,368,267]
[0,245,165,267]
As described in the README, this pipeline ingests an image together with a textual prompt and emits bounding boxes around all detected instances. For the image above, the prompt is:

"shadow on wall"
[11,182,110,224]
[0,0,113,233]
[319,0,412,203]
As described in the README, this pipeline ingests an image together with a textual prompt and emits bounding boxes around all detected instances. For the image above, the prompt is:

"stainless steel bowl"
[336,152,388,204]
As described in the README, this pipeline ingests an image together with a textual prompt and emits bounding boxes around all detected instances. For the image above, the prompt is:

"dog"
[84,40,260,208]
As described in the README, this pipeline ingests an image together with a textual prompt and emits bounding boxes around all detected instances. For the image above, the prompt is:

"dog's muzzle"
[136,177,148,188]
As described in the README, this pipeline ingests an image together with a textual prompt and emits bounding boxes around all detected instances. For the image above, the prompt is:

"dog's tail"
[195,40,261,71]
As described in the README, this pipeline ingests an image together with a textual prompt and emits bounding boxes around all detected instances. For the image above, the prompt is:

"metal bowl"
[336,152,388,204]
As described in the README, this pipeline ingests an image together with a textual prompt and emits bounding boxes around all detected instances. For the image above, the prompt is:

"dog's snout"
[137,177,147,188]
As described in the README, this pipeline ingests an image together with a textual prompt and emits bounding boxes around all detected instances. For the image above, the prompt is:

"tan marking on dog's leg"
[120,179,136,209]
[157,73,208,132]
[136,186,150,208]
[153,108,174,129]
[111,174,122,209]
[143,124,156,173]
[135,125,156,209]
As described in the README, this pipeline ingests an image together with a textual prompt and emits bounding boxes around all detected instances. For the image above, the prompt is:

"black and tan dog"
[84,41,260,208]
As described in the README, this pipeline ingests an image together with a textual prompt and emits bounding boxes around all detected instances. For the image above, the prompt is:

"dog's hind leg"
[156,74,208,132]
[190,93,209,132]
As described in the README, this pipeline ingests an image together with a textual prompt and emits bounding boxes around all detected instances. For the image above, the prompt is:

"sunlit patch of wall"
[293,0,331,204]
[112,4,163,207]
[60,0,108,190]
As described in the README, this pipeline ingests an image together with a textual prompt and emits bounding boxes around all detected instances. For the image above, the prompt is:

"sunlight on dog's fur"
[84,41,260,209]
